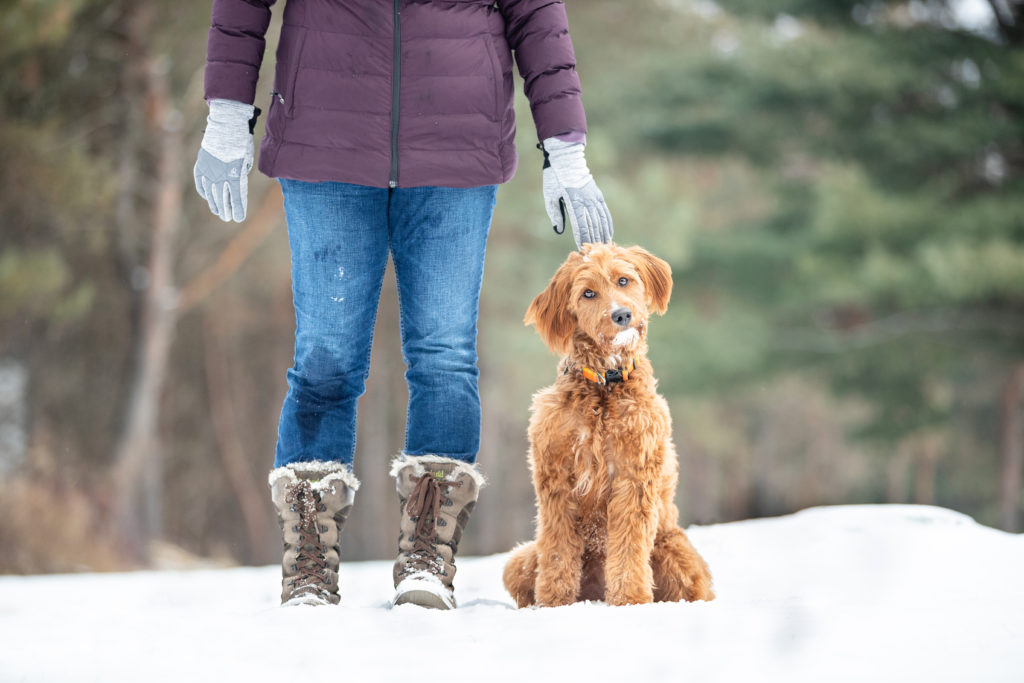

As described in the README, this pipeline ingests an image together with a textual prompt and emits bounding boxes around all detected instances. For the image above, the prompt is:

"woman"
[194,0,612,609]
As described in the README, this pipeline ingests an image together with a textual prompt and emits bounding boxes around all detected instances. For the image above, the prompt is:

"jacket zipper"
[389,0,402,188]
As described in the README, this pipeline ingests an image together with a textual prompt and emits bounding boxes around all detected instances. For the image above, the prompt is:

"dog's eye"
[617,277,629,287]
[583,289,596,299]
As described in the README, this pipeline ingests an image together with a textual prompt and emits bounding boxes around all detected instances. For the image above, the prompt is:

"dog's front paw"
[605,584,654,607]
[535,578,579,607]
[536,597,577,608]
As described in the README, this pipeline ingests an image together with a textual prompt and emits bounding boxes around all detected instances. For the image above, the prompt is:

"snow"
[1,505,1022,682]
[612,327,639,347]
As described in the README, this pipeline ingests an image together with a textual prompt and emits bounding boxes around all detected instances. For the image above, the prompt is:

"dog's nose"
[611,307,632,327]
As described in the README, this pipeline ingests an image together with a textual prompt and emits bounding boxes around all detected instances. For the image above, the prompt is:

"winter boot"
[268,461,359,606]
[390,454,484,609]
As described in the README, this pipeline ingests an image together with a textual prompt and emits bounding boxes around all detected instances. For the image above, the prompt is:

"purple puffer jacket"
[204,0,588,189]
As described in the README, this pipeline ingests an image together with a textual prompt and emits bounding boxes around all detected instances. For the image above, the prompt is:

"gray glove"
[193,99,259,222]
[541,137,614,249]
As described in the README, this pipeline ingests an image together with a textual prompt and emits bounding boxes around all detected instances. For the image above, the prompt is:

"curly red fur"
[504,243,714,607]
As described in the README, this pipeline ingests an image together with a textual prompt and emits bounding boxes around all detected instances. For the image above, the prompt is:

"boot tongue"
[404,471,462,571]
[285,481,329,586]
[289,467,326,482]
[408,473,452,528]
[426,464,455,481]
[290,479,321,519]
[408,475,436,516]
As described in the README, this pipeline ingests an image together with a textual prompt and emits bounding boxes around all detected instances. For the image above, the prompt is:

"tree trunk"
[202,303,275,563]
[111,6,183,560]
[999,362,1024,532]
[913,435,940,506]
[475,358,528,555]
[986,0,1024,46]
[887,447,911,503]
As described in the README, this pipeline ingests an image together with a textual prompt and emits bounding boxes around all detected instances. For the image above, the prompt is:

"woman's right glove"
[540,137,614,249]
[193,99,259,223]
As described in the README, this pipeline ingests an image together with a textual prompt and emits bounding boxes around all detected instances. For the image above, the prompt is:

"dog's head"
[525,243,673,356]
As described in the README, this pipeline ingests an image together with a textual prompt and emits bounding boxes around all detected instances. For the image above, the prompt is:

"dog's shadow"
[379,597,517,610]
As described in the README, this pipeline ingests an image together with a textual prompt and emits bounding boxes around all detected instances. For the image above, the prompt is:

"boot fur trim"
[389,453,486,489]
[268,461,361,493]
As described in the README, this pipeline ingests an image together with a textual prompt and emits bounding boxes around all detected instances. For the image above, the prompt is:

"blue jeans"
[275,179,497,468]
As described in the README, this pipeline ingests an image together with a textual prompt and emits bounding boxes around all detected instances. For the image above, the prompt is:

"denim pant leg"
[274,179,390,468]
[389,185,498,464]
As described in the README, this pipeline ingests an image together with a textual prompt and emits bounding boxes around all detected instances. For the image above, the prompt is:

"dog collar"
[564,357,638,386]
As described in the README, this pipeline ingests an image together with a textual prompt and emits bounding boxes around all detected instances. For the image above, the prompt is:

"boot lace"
[402,474,463,577]
[285,480,330,595]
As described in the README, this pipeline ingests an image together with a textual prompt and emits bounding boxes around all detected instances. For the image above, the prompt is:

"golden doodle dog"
[503,243,714,607]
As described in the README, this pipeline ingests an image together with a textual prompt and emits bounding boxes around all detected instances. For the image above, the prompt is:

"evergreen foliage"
[599,3,1024,439]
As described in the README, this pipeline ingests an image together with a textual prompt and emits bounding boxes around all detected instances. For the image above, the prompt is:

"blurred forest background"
[1,0,1022,573]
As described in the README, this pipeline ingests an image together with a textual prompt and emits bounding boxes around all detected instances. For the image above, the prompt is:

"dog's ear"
[625,245,673,315]
[525,253,581,355]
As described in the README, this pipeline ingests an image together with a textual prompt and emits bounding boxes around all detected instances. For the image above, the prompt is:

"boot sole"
[391,575,455,610]
[392,589,452,610]
[282,592,338,607]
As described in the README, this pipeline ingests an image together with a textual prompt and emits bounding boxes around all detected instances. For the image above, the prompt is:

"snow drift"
[1,504,1021,682]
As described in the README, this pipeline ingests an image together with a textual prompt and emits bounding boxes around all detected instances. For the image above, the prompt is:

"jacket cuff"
[532,96,588,142]
[204,62,261,105]
[553,130,587,145]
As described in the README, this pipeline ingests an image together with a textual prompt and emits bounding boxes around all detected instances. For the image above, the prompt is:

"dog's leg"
[605,475,658,605]
[651,526,715,602]
[503,541,539,608]
[534,487,585,607]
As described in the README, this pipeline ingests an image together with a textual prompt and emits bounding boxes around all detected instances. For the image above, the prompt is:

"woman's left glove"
[541,137,614,249]
[193,99,260,223]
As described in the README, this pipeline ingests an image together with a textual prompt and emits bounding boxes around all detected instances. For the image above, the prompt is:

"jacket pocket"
[483,33,504,123]
[273,25,308,118]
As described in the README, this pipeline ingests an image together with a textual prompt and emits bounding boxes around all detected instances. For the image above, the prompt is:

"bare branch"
[175,186,284,314]
[202,305,274,561]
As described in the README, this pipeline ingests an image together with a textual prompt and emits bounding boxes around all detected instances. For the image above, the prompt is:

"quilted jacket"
[204,0,588,188]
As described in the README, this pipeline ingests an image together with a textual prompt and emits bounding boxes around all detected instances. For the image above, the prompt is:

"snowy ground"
[1,505,1022,682]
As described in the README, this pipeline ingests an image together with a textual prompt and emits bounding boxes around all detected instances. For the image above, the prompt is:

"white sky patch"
[953,58,981,87]
[982,150,1007,184]
[772,14,802,42]
[952,0,996,30]
[687,0,722,20]
[712,31,739,55]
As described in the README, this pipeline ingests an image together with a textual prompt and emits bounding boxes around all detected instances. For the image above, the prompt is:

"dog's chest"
[569,387,646,466]
[564,383,666,541]
[567,391,633,534]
